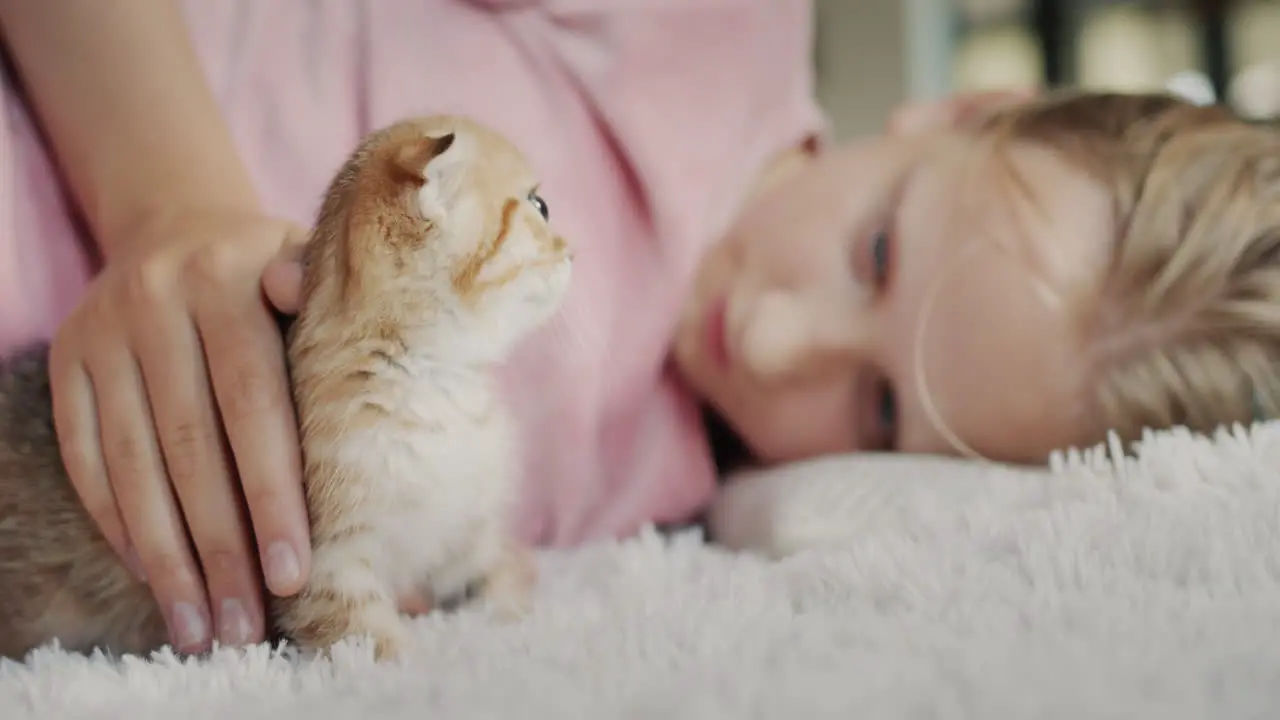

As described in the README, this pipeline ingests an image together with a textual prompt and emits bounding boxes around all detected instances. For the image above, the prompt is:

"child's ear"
[392,132,457,185]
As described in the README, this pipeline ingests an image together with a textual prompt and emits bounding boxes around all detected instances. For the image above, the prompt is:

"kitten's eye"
[870,229,891,283]
[528,190,549,221]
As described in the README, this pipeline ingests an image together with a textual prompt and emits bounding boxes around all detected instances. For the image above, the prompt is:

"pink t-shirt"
[0,0,825,546]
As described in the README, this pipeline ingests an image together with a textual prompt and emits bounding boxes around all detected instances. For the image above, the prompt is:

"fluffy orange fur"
[273,115,571,660]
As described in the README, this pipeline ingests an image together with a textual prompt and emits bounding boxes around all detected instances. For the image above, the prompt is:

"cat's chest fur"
[311,365,519,602]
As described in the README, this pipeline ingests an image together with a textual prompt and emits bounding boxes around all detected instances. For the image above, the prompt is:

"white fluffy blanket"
[6,423,1280,719]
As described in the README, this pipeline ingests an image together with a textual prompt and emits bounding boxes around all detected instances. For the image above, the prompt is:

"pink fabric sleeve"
[0,68,99,354]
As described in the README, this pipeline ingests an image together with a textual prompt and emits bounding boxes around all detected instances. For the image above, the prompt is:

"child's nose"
[740,290,867,383]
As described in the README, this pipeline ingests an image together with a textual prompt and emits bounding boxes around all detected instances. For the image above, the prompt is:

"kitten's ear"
[392,132,456,185]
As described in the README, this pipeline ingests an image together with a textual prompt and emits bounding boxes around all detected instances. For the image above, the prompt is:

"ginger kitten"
[0,115,572,662]
[275,115,571,660]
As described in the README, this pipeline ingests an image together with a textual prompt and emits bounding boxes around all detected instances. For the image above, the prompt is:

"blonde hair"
[980,91,1280,449]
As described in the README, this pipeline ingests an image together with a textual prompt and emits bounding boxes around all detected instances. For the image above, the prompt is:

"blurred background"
[815,0,1280,138]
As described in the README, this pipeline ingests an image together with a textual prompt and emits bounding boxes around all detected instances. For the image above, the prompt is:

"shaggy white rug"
[5,422,1280,719]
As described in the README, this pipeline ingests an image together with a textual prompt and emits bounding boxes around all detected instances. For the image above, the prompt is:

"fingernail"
[169,602,209,650]
[265,541,301,591]
[218,599,254,646]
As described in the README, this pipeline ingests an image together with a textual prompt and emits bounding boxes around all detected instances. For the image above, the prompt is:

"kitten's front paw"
[396,589,436,618]
[275,580,407,661]
[477,544,537,623]
[372,628,408,662]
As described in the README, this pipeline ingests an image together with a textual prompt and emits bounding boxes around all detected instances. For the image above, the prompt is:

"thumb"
[262,226,309,315]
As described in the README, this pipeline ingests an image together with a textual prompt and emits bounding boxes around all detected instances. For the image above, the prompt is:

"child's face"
[674,132,1115,465]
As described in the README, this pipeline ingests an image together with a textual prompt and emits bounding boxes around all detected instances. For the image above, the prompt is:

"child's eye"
[876,377,899,450]
[528,190,549,221]
[870,229,891,284]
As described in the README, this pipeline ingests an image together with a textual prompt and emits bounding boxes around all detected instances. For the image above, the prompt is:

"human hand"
[262,246,304,315]
[886,88,1037,136]
[49,209,312,653]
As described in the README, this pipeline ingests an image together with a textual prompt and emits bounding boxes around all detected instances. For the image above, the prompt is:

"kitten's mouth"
[523,277,568,304]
